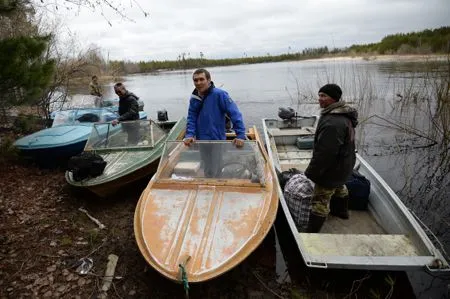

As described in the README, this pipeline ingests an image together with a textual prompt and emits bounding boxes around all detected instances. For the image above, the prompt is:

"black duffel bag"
[68,152,107,181]
[345,170,371,210]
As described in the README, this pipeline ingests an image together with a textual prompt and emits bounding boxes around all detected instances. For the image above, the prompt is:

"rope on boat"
[179,256,191,298]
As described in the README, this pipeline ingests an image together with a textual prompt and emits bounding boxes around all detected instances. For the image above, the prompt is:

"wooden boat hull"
[262,118,448,271]
[134,127,279,282]
[65,118,187,197]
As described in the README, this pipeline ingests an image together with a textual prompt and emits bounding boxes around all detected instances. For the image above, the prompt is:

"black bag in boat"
[276,168,302,190]
[345,170,371,210]
[67,152,107,181]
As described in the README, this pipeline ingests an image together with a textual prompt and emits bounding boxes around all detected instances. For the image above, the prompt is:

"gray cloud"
[54,0,450,61]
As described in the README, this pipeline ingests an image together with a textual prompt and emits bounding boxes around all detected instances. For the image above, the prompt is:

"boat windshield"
[84,119,166,151]
[156,141,266,186]
[51,109,117,127]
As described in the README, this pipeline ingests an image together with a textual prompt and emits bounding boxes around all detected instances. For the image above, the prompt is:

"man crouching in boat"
[305,84,358,233]
[111,83,140,145]
[183,68,246,178]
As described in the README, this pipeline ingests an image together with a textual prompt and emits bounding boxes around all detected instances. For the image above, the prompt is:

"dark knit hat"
[319,84,342,101]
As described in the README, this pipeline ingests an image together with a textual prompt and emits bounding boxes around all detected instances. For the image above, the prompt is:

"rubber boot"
[330,196,349,219]
[307,213,326,233]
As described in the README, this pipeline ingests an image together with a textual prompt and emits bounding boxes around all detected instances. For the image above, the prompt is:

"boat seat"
[278,146,311,172]
[173,161,201,176]
[280,162,308,172]
[269,127,314,137]
[279,159,310,172]
[298,233,421,256]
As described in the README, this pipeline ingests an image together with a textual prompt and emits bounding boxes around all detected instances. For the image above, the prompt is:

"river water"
[96,57,449,298]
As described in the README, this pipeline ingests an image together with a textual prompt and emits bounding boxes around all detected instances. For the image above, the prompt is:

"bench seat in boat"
[299,233,421,256]
[268,127,315,137]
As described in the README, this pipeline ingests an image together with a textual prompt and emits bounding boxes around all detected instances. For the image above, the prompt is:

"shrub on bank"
[0,132,19,164]
[12,114,46,135]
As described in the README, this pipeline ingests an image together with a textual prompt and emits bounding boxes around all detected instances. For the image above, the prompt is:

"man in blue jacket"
[183,68,246,178]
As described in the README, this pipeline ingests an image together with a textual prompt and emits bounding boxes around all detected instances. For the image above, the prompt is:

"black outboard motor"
[278,107,295,120]
[157,109,168,122]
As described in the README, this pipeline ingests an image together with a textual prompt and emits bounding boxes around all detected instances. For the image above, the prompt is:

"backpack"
[67,152,107,181]
[345,170,371,210]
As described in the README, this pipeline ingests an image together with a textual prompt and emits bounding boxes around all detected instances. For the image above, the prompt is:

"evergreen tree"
[0,35,55,105]
[0,0,55,118]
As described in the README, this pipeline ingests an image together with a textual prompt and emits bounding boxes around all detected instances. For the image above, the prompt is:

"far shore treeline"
[115,26,450,74]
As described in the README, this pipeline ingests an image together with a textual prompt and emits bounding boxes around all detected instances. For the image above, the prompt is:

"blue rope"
[179,256,191,298]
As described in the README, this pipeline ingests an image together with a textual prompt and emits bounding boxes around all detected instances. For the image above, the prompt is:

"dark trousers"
[199,143,223,178]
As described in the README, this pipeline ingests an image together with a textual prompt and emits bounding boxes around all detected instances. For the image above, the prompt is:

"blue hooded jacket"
[185,82,246,140]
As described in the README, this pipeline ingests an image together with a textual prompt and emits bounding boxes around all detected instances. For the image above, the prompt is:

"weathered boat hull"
[65,118,187,197]
[134,127,279,282]
[80,160,160,197]
[262,117,449,272]
[17,139,88,165]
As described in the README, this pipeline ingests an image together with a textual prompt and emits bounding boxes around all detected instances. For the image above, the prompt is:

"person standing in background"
[89,75,103,107]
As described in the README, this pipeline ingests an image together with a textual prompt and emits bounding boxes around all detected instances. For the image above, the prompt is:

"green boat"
[65,117,187,197]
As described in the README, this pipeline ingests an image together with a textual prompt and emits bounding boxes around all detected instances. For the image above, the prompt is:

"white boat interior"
[263,117,448,271]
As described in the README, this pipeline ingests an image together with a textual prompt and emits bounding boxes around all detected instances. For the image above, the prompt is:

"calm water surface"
[97,58,449,298]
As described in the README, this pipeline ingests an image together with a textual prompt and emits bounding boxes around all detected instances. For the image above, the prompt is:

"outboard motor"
[157,109,168,122]
[278,107,295,120]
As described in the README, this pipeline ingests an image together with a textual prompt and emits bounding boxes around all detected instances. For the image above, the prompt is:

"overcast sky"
[53,0,450,62]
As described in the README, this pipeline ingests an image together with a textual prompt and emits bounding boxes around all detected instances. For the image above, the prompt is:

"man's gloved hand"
[183,137,195,146]
[232,138,244,148]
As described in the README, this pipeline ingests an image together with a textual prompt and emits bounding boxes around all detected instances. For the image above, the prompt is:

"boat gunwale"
[155,178,266,188]
[65,117,187,187]
[133,125,279,282]
[261,117,448,271]
[14,124,93,150]
[355,153,449,267]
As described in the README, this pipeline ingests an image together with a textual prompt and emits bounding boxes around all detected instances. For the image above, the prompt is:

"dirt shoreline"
[0,155,418,298]
[0,159,295,298]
